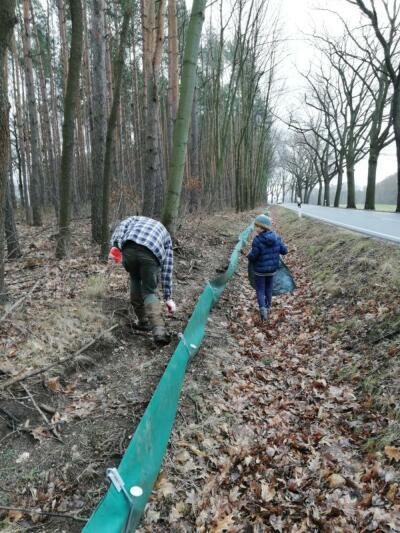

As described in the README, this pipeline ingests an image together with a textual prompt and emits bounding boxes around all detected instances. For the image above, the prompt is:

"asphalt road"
[282,203,400,244]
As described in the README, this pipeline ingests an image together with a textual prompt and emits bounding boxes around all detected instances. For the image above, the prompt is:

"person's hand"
[165,299,176,314]
[109,247,122,264]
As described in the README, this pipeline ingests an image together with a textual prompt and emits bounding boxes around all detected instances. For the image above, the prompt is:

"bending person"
[110,216,176,345]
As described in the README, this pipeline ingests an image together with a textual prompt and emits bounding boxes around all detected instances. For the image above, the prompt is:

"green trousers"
[122,241,160,306]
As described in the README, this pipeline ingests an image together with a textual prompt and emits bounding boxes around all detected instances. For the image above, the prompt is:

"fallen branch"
[0,324,119,390]
[0,278,41,324]
[0,505,88,522]
[21,383,63,443]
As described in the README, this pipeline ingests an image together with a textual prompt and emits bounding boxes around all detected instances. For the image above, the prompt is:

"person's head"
[254,214,272,234]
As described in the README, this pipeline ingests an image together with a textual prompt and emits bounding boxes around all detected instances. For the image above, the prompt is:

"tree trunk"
[346,162,356,209]
[47,0,62,214]
[365,150,378,210]
[0,0,17,303]
[393,87,400,212]
[56,0,83,258]
[323,176,330,206]
[32,7,58,215]
[317,178,322,205]
[22,0,42,226]
[167,0,179,157]
[142,0,165,217]
[100,7,131,259]
[57,0,69,95]
[334,162,343,207]
[11,37,28,212]
[189,86,199,211]
[5,177,21,259]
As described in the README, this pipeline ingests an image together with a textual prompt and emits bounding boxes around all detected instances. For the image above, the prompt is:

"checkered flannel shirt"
[111,216,173,300]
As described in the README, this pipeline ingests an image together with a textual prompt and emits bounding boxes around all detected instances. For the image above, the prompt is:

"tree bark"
[142,0,166,217]
[5,177,21,259]
[99,7,131,259]
[189,86,199,211]
[323,176,330,206]
[167,0,179,157]
[0,0,17,303]
[57,0,69,95]
[32,7,58,215]
[334,161,342,207]
[317,178,322,205]
[162,0,207,232]
[365,150,378,210]
[393,88,400,212]
[346,163,356,208]
[56,0,83,258]
[11,37,27,213]
[22,0,42,226]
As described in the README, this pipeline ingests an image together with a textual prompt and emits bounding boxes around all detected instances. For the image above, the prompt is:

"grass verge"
[276,206,400,448]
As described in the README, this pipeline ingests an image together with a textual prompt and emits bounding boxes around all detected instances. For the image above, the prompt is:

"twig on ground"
[0,324,119,390]
[0,430,19,446]
[20,384,63,443]
[0,505,88,522]
[0,278,41,324]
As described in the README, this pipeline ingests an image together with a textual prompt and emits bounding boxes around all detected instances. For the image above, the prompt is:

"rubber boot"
[260,306,268,321]
[144,301,170,345]
[131,293,152,331]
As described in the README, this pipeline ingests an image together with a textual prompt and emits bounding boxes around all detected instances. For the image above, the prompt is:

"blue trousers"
[254,274,274,309]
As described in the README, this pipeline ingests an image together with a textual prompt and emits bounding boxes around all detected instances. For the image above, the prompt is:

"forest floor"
[1,207,400,532]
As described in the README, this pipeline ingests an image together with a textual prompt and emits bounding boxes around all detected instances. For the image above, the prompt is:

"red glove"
[109,247,122,263]
[165,299,176,314]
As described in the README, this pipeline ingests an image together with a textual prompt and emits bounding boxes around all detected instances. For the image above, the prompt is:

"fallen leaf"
[169,501,186,522]
[327,474,346,488]
[145,508,160,523]
[261,482,276,502]
[31,426,51,442]
[154,472,175,498]
[384,446,400,462]
[177,440,207,457]
[8,510,24,522]
[386,483,398,503]
[212,514,235,532]
[229,486,240,502]
[47,376,62,393]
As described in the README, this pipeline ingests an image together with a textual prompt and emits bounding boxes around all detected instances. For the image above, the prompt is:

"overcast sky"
[276,0,396,186]
[198,0,397,187]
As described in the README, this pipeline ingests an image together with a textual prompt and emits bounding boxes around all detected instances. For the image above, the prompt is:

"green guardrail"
[83,222,254,533]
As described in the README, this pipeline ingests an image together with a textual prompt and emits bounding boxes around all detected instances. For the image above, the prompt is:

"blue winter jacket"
[247,230,288,274]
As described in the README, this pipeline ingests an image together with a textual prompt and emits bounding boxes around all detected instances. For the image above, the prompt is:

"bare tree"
[22,0,42,225]
[348,0,400,211]
[90,0,107,242]
[302,37,372,208]
[317,13,394,209]
[56,0,83,258]
[100,3,132,258]
[285,137,319,203]
[0,0,17,302]
[142,0,166,217]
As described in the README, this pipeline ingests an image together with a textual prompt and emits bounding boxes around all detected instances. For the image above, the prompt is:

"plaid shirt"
[111,216,173,299]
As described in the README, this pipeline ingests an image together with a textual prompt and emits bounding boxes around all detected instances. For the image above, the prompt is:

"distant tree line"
[272,0,400,212]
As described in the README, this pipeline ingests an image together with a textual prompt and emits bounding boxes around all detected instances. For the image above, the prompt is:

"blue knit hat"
[255,214,272,230]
